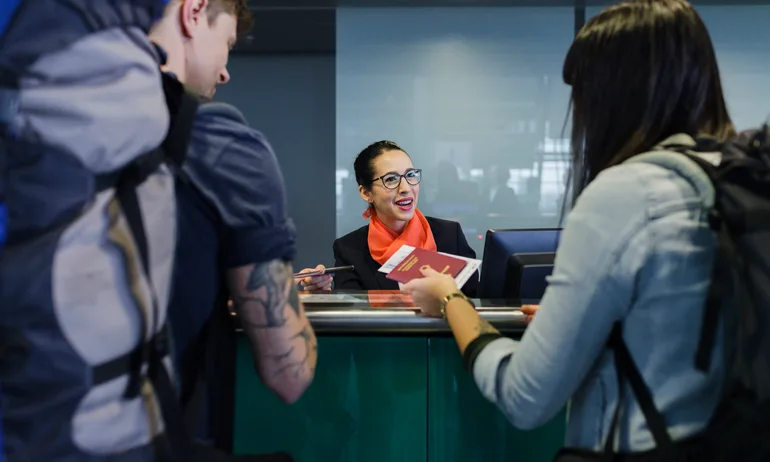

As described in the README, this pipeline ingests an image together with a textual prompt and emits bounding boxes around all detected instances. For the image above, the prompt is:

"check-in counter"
[231,291,566,462]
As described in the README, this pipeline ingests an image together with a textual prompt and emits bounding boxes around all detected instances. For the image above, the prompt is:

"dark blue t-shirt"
[168,101,296,398]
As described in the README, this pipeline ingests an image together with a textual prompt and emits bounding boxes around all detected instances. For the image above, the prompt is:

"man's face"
[183,8,237,97]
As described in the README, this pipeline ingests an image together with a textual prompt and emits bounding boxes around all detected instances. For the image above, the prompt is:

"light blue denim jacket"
[473,134,726,452]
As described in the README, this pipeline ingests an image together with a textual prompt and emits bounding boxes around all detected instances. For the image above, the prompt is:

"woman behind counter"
[298,140,479,296]
[293,140,479,461]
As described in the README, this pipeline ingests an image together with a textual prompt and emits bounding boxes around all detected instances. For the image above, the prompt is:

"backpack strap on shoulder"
[604,323,677,459]
[161,72,200,169]
[164,93,198,166]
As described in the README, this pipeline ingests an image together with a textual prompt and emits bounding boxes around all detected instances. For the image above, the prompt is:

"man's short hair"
[207,0,253,37]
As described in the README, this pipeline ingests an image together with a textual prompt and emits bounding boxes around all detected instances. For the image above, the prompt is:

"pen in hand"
[292,265,355,279]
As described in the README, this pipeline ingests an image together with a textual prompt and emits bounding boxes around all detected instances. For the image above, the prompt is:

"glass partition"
[700,5,770,130]
[586,4,770,132]
[335,7,575,257]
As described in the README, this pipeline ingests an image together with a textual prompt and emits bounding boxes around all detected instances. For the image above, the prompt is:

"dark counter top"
[301,308,526,336]
[234,291,532,336]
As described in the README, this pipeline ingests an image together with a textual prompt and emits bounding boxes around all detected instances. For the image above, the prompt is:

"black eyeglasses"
[371,169,422,190]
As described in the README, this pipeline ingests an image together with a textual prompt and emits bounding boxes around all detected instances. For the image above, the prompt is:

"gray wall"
[215,54,336,271]
[335,7,574,258]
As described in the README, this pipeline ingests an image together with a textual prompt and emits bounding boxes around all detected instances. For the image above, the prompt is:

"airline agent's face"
[361,149,421,232]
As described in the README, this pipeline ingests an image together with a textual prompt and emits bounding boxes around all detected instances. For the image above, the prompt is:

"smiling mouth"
[395,198,414,209]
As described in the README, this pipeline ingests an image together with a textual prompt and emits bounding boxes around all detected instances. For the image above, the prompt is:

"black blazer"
[333,216,479,297]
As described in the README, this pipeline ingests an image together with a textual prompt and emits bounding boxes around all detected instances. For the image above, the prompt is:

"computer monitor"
[503,252,555,300]
[478,228,561,299]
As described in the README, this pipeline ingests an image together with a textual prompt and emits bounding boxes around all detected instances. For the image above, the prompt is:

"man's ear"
[179,0,209,39]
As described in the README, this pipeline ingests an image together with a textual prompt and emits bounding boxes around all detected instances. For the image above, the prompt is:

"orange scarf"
[366,207,437,265]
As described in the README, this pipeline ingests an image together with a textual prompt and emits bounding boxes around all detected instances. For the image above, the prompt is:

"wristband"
[463,333,504,373]
[440,291,474,318]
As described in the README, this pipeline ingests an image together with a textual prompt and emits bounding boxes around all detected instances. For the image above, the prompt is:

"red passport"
[386,247,468,284]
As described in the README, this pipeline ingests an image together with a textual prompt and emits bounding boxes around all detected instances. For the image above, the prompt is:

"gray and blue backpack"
[0,1,203,461]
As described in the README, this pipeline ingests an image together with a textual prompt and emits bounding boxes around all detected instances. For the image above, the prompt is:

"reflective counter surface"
[234,290,535,336]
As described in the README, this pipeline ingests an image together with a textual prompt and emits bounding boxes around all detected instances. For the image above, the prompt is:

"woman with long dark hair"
[404,0,738,458]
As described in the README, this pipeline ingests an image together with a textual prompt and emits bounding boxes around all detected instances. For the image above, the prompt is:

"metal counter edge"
[231,308,527,337]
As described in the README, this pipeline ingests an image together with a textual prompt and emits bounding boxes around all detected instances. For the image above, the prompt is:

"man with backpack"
[0,1,198,461]
[148,0,317,456]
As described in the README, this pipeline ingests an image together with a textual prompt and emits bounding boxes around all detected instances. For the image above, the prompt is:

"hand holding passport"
[379,245,481,288]
[386,247,468,284]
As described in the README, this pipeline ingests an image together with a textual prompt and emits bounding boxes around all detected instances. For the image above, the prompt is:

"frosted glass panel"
[700,6,770,131]
[586,5,770,132]
[335,8,574,256]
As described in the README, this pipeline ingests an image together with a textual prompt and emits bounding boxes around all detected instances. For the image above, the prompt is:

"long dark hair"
[562,0,734,205]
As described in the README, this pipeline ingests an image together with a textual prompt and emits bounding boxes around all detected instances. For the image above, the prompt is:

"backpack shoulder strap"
[163,92,199,167]
[605,323,676,457]
[161,73,200,169]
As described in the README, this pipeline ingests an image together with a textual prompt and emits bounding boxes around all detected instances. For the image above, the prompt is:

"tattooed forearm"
[233,260,294,328]
[266,346,294,363]
[476,317,500,335]
[272,324,317,378]
[228,260,316,402]
[288,283,300,317]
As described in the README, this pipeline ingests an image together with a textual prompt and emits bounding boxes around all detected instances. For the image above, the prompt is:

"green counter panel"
[234,336,566,461]
[234,336,428,461]
[427,338,566,462]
